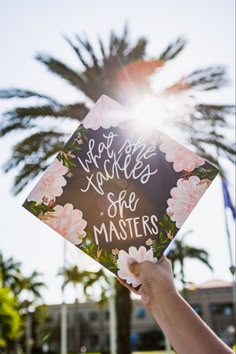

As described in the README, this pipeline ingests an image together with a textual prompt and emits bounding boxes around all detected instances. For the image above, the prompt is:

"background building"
[42,280,234,352]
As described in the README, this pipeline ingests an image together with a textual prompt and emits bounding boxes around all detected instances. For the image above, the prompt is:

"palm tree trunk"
[74,286,80,353]
[109,277,117,354]
[180,259,187,299]
[99,303,106,353]
[60,302,67,354]
[26,312,32,354]
[115,280,132,354]
[74,300,80,353]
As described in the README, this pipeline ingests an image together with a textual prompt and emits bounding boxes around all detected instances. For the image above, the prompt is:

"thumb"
[128,259,142,276]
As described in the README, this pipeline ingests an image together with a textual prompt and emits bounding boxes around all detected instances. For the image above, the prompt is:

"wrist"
[150,287,179,317]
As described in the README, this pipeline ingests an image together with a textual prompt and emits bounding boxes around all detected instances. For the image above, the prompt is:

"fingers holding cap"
[128,258,142,276]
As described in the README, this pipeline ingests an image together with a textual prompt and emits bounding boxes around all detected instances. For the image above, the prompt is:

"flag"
[222,178,236,220]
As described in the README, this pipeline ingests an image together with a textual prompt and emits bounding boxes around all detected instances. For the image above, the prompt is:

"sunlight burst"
[128,93,196,135]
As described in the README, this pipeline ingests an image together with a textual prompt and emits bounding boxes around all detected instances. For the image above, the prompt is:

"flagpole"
[223,202,236,328]
[221,178,236,275]
[165,335,172,354]
[221,178,236,325]
[223,207,235,276]
[109,276,117,354]
[61,240,67,354]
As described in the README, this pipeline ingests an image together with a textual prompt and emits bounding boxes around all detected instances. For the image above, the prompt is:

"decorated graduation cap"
[23,95,218,288]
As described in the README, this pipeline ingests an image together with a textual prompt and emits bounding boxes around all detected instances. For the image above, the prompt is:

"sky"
[0,0,235,304]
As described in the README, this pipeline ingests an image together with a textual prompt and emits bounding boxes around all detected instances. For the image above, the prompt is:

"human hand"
[117,255,177,312]
[118,256,234,354]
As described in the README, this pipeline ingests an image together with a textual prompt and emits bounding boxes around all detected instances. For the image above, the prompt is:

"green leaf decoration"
[57,126,88,172]
[57,153,77,170]
[98,248,118,272]
[151,238,171,259]
[80,232,95,253]
[22,200,55,217]
[158,213,177,235]
[150,213,177,258]
[184,167,219,180]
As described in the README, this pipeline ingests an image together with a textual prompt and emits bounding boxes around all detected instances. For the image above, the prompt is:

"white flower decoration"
[42,203,87,245]
[159,134,205,172]
[167,176,210,228]
[117,246,157,287]
[83,95,128,130]
[27,158,68,205]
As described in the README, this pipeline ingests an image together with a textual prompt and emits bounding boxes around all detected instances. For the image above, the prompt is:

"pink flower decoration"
[43,203,87,245]
[167,176,210,228]
[27,159,68,205]
[159,134,205,172]
[117,246,157,287]
[83,95,128,130]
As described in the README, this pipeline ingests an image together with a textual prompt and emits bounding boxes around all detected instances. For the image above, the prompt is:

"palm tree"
[58,265,87,301]
[0,251,21,290]
[58,264,88,352]
[168,231,213,291]
[16,271,45,354]
[0,287,21,351]
[15,270,45,301]
[83,268,110,353]
[0,25,235,354]
[0,26,235,195]
[58,265,109,353]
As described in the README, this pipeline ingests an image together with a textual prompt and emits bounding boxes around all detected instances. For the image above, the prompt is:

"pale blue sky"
[0,0,235,304]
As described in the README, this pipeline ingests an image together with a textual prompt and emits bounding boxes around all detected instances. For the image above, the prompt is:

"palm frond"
[58,103,89,119]
[183,66,228,91]
[194,104,235,125]
[0,120,35,137]
[31,281,46,288]
[36,54,94,98]
[64,36,90,69]
[75,34,100,70]
[191,132,235,170]
[193,146,221,170]
[185,246,213,270]
[98,36,107,59]
[1,105,58,137]
[0,103,89,137]
[6,102,89,122]
[196,137,235,156]
[196,104,235,114]
[12,163,46,195]
[159,37,187,61]
[4,131,65,194]
[108,25,130,58]
[4,131,65,171]
[0,88,58,104]
[62,278,70,290]
[113,23,129,58]
[197,256,214,271]
[125,38,148,63]
[5,105,59,123]
[223,150,236,165]
[109,30,117,56]
[164,66,228,94]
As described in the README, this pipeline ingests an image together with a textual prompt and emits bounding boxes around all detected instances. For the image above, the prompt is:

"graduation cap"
[23,95,218,288]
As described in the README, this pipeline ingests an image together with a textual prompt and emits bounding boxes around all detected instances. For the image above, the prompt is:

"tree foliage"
[0,288,21,345]
[168,231,213,288]
[0,251,46,350]
[0,25,235,193]
[0,25,235,354]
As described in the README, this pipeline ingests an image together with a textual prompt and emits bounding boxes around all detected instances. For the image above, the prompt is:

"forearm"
[151,290,232,354]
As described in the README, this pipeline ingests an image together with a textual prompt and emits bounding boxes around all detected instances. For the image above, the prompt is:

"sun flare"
[127,93,196,136]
